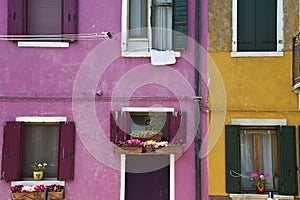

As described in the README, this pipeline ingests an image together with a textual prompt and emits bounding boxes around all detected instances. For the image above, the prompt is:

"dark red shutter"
[58,122,75,181]
[1,122,24,181]
[168,112,186,143]
[7,0,26,35]
[63,0,78,41]
[110,111,130,142]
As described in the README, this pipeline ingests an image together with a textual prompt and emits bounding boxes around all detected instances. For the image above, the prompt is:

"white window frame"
[121,0,181,57]
[231,0,284,57]
[121,0,152,57]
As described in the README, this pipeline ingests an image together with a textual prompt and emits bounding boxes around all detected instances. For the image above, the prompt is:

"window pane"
[22,124,59,179]
[240,132,254,188]
[152,0,173,50]
[240,129,276,190]
[27,0,62,35]
[129,0,147,37]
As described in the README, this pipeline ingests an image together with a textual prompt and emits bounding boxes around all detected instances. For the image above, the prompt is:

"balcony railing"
[292,32,300,90]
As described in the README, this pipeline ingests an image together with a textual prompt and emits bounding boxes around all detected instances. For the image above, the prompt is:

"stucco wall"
[207,0,300,197]
[0,0,208,200]
[208,0,299,52]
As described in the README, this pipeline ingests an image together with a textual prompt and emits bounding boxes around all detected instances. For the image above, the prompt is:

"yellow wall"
[207,0,300,196]
[207,52,300,196]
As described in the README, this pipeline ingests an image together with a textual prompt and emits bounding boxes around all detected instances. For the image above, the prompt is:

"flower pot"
[256,185,265,194]
[135,134,162,142]
[33,171,44,180]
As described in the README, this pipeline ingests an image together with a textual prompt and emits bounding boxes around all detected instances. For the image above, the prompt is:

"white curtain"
[240,130,274,189]
[129,0,147,37]
[152,0,173,50]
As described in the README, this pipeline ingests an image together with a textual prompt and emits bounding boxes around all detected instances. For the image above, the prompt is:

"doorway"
[125,155,170,200]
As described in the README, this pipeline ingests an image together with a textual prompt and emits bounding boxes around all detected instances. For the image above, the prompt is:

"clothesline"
[0,31,113,40]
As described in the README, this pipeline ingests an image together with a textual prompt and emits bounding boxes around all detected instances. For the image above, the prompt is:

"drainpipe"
[194,0,201,199]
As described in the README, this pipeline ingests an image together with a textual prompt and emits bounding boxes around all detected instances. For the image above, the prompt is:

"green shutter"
[255,0,276,51]
[225,125,241,193]
[173,0,187,50]
[277,126,298,195]
[237,0,255,51]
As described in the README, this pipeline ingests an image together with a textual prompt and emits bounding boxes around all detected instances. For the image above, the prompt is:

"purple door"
[125,155,170,200]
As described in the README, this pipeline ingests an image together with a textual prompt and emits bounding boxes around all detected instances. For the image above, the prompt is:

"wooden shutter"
[63,0,78,41]
[110,111,130,142]
[255,0,276,51]
[58,122,75,181]
[237,0,255,51]
[7,0,26,35]
[173,0,187,50]
[168,112,186,143]
[1,122,24,181]
[277,126,298,195]
[225,125,241,193]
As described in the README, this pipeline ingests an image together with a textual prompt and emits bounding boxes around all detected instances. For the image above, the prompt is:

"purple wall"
[0,0,208,199]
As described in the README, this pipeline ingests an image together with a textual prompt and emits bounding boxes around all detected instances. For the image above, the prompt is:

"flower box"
[11,191,64,200]
[114,146,143,154]
[114,145,184,154]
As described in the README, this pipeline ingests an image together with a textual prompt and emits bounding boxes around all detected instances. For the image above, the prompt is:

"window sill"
[122,51,181,58]
[11,180,65,187]
[114,144,185,154]
[230,51,284,57]
[17,41,69,48]
[229,194,294,200]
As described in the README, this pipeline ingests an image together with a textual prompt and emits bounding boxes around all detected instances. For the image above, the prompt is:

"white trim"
[16,116,67,122]
[121,0,128,52]
[277,0,284,52]
[120,154,126,200]
[230,194,294,200]
[11,180,65,186]
[231,118,287,126]
[231,0,284,57]
[121,107,174,112]
[18,42,69,48]
[121,51,181,58]
[230,51,284,57]
[170,154,175,200]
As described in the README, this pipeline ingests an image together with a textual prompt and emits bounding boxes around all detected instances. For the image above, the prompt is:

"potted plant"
[130,115,164,141]
[249,172,270,194]
[32,162,47,180]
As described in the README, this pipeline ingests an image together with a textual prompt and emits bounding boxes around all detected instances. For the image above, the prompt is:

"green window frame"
[225,125,298,195]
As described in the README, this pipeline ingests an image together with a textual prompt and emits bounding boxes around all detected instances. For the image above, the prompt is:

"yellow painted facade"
[207,0,300,198]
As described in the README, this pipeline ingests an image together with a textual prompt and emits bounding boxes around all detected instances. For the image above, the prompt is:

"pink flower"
[259,174,265,179]
[250,172,258,177]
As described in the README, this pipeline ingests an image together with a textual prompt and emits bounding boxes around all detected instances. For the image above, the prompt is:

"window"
[121,0,187,56]
[231,0,284,56]
[1,121,75,181]
[8,0,78,42]
[22,124,59,179]
[240,128,277,190]
[110,111,186,144]
[225,125,298,195]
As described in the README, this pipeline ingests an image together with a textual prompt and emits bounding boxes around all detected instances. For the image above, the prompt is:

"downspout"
[194,0,201,199]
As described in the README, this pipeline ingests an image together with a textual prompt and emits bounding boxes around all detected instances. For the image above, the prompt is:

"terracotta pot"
[256,185,265,194]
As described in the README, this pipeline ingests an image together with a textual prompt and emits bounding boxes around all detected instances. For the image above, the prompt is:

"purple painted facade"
[0,0,208,199]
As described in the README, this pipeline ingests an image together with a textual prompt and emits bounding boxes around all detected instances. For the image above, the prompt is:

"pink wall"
[0,0,208,199]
